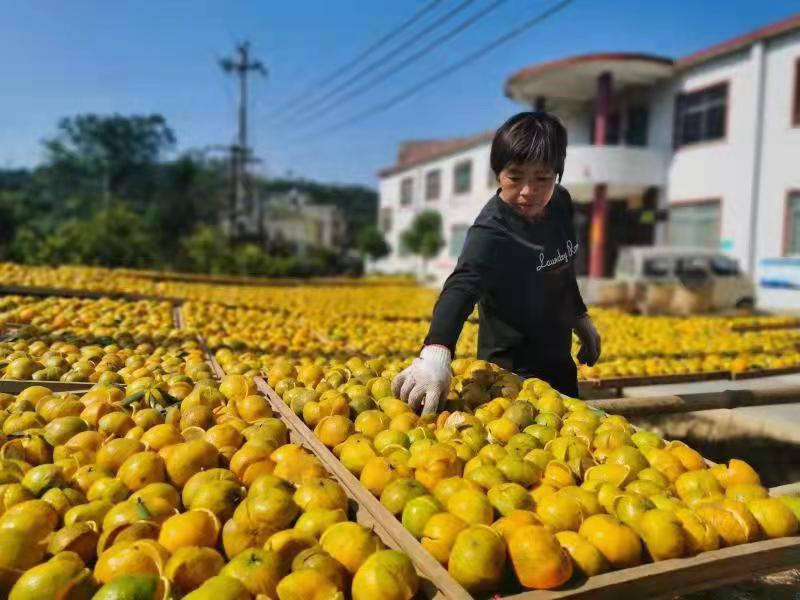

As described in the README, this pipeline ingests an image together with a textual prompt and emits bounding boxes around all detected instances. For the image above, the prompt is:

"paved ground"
[620,372,800,444]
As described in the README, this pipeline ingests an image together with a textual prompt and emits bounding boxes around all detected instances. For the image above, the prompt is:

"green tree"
[233,243,271,276]
[43,113,175,204]
[8,204,157,267]
[356,225,390,261]
[400,210,445,278]
[179,226,232,274]
[147,154,227,256]
[0,191,23,257]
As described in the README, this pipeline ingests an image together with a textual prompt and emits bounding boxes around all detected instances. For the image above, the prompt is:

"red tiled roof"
[505,52,673,90]
[377,130,494,178]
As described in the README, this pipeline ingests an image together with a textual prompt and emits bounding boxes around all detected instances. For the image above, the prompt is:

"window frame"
[399,177,414,207]
[667,198,722,249]
[793,58,800,127]
[673,81,729,149]
[784,189,800,256]
[453,160,472,195]
[449,224,470,258]
[379,207,393,234]
[643,257,674,278]
[425,169,441,202]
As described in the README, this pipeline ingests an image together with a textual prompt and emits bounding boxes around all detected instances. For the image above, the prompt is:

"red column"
[589,184,608,277]
[589,72,612,278]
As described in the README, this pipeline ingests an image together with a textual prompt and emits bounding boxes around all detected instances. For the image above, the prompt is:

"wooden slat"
[196,335,224,380]
[505,537,800,600]
[0,380,99,394]
[732,321,800,332]
[586,386,800,417]
[273,414,448,600]
[731,366,800,380]
[0,284,172,303]
[770,482,800,497]
[172,304,186,330]
[255,377,800,600]
[580,370,731,390]
[254,377,472,600]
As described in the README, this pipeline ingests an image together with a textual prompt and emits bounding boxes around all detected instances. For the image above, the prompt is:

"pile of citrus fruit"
[262,355,800,594]
[4,261,800,379]
[0,377,420,599]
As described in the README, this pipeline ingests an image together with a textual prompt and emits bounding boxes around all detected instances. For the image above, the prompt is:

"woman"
[392,111,601,414]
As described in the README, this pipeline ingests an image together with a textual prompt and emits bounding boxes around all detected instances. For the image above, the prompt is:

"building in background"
[235,188,348,255]
[373,15,800,308]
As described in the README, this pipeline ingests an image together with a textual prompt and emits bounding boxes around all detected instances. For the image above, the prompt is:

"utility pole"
[220,42,267,239]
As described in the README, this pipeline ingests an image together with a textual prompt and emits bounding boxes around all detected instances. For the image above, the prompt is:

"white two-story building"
[373,15,800,307]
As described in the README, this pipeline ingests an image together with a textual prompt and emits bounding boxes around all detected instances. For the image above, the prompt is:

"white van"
[614,246,756,311]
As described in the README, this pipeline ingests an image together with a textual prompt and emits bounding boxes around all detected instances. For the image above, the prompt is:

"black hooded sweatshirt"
[423,185,587,396]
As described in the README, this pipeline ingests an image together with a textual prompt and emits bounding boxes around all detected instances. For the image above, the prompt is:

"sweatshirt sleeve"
[563,188,588,320]
[423,226,496,353]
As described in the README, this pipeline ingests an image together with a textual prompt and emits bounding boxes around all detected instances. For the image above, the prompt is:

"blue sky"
[1,1,797,188]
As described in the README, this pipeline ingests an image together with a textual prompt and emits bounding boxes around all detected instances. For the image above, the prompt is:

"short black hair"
[490,111,568,182]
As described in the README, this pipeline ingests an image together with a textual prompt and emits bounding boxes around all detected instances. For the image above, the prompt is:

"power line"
[269,0,445,118]
[285,0,575,146]
[276,0,479,126]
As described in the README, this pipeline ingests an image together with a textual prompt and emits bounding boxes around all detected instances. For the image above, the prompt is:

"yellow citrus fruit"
[352,549,419,600]
[165,546,226,595]
[491,510,542,542]
[320,522,384,574]
[536,491,584,532]
[158,509,221,553]
[447,489,493,526]
[276,568,344,600]
[448,524,507,593]
[674,508,720,555]
[746,498,799,538]
[421,512,468,564]
[509,525,573,589]
[182,575,250,600]
[578,514,642,569]
[638,509,686,561]
[555,530,609,577]
[696,499,761,546]
[220,548,284,598]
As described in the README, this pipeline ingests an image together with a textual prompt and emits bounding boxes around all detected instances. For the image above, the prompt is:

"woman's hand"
[574,314,601,366]
[391,345,452,415]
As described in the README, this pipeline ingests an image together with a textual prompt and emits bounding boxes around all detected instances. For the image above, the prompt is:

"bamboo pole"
[586,386,800,417]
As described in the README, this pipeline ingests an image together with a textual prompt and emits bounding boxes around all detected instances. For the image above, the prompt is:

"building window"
[793,59,800,127]
[400,177,413,206]
[667,201,720,248]
[673,83,728,148]
[453,160,472,194]
[398,237,410,258]
[425,170,441,201]
[379,208,392,234]
[787,191,800,255]
[449,225,469,258]
[625,107,649,146]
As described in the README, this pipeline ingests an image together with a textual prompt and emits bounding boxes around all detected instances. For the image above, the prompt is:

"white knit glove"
[391,345,452,415]
[574,314,601,366]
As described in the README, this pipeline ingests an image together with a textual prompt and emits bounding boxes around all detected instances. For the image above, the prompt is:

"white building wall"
[375,25,800,303]
[665,49,757,270]
[756,30,800,262]
[374,142,496,283]
[754,29,800,309]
